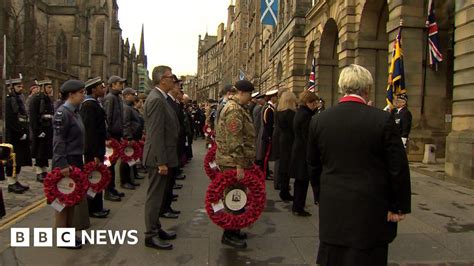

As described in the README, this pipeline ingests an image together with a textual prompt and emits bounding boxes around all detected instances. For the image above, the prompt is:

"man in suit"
[143,65,179,250]
[307,64,411,266]
[393,94,412,149]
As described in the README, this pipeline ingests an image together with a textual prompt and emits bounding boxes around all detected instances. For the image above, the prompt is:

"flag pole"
[2,35,6,141]
[420,0,430,118]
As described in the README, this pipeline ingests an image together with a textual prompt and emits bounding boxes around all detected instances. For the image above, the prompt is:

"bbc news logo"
[11,228,139,247]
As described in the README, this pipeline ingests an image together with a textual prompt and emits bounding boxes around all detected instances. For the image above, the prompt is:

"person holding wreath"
[51,80,87,249]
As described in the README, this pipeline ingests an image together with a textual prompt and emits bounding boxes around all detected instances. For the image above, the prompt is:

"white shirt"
[155,87,168,99]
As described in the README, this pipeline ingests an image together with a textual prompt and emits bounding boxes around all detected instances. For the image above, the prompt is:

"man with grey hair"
[307,64,411,266]
[143,65,179,250]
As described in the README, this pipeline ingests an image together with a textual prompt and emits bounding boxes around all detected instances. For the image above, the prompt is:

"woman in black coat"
[290,91,320,216]
[276,91,297,201]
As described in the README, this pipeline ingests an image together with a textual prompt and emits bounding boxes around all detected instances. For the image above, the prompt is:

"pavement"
[0,140,473,266]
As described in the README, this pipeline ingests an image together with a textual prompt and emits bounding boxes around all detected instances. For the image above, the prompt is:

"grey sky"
[117,0,230,76]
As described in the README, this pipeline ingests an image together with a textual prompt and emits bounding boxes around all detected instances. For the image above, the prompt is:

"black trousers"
[107,163,117,192]
[5,166,21,177]
[161,167,176,213]
[293,178,317,212]
[120,162,132,185]
[317,242,388,266]
[35,158,49,168]
[84,155,104,214]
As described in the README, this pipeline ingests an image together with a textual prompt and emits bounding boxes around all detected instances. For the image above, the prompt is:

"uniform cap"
[60,80,85,94]
[108,75,127,84]
[122,87,137,96]
[265,89,278,96]
[234,80,254,92]
[37,80,52,86]
[85,77,103,89]
[251,92,260,98]
[9,78,22,85]
[397,94,408,102]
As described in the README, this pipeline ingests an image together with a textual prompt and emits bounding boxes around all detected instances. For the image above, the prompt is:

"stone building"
[0,0,147,97]
[197,0,474,188]
[197,28,224,102]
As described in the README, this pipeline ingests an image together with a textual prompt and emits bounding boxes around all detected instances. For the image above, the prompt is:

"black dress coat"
[29,93,54,160]
[307,101,411,250]
[290,106,315,181]
[5,93,32,166]
[276,110,295,176]
[79,97,107,162]
[393,107,412,138]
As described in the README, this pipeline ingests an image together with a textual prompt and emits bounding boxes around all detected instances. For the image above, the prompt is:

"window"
[56,32,68,72]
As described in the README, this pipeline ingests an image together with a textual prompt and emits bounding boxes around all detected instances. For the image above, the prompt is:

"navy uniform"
[80,77,110,218]
[258,89,278,180]
[5,77,32,194]
[29,80,54,182]
[53,80,90,232]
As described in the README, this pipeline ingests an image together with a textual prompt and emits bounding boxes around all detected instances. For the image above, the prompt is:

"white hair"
[338,64,373,96]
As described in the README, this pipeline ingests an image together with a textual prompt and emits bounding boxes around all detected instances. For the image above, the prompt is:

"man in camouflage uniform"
[215,80,256,249]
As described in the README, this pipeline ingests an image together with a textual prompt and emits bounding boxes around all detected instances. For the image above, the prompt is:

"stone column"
[445,0,474,188]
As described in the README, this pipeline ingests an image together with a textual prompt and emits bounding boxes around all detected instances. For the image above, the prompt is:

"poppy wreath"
[203,124,215,140]
[44,166,88,207]
[205,167,266,230]
[105,138,121,164]
[203,143,218,180]
[82,162,112,193]
[119,140,142,163]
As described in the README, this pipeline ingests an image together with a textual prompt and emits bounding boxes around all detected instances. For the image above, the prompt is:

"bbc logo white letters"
[11,228,75,247]
[11,228,30,247]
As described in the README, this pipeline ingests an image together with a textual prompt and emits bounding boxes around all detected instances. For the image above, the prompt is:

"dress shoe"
[172,194,179,199]
[293,210,312,217]
[160,212,179,219]
[172,197,178,202]
[105,192,121,202]
[36,174,44,183]
[131,182,140,187]
[169,208,181,215]
[120,183,135,190]
[135,175,145,180]
[17,182,29,191]
[176,174,186,180]
[173,184,183,190]
[221,233,247,248]
[279,192,294,202]
[110,188,125,197]
[90,210,109,218]
[145,236,173,250]
[8,183,26,194]
[103,208,111,215]
[158,229,177,240]
[230,230,247,240]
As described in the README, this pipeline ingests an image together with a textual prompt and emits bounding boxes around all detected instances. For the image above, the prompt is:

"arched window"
[56,31,68,72]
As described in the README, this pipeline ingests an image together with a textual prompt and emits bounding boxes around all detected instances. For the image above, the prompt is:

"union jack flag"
[426,0,443,71]
[308,58,316,92]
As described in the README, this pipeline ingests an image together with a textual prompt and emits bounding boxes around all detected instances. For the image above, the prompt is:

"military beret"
[108,75,126,84]
[122,87,137,96]
[85,77,103,89]
[37,80,52,86]
[235,80,254,92]
[60,80,85,94]
[397,94,408,102]
[265,89,278,96]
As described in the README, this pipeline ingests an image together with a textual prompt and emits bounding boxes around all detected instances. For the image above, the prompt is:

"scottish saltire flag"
[426,0,443,71]
[386,28,406,109]
[308,58,316,92]
[239,69,246,80]
[261,0,278,26]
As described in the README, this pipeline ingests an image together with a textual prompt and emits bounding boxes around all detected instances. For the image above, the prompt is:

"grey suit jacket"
[143,88,180,168]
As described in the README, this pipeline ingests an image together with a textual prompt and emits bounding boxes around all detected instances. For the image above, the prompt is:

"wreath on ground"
[205,166,266,230]
[203,143,218,180]
[44,166,88,207]
[82,162,111,193]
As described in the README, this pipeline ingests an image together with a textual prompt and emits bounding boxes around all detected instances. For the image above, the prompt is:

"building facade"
[196,0,474,188]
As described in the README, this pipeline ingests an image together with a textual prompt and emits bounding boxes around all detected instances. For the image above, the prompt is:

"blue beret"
[60,80,85,93]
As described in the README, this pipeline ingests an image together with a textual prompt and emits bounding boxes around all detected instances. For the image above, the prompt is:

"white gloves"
[401,137,408,149]
[20,134,27,141]
[38,132,46,138]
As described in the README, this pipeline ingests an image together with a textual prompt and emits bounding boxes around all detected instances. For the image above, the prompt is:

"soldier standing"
[5,77,32,194]
[393,94,412,149]
[258,89,278,180]
[215,80,256,249]
[29,80,54,182]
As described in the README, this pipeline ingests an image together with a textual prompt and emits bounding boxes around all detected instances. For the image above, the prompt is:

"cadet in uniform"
[80,77,110,219]
[5,77,32,194]
[52,80,86,249]
[29,80,54,182]
[215,80,256,249]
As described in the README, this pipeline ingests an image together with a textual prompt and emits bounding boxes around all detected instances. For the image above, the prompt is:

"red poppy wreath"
[44,166,88,207]
[119,140,142,164]
[105,138,121,165]
[203,143,218,180]
[203,124,215,140]
[82,162,111,193]
[205,166,266,230]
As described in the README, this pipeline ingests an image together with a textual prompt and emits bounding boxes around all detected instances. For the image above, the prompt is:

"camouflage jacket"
[215,98,256,169]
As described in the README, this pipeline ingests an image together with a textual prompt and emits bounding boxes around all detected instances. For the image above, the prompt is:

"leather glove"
[20,134,27,141]
[38,132,46,138]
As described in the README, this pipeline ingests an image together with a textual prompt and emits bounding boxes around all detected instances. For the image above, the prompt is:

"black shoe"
[103,208,111,215]
[104,192,121,202]
[176,174,186,180]
[221,233,247,248]
[36,174,44,183]
[172,194,178,199]
[90,210,109,218]
[158,229,177,240]
[169,208,181,215]
[145,236,173,250]
[17,181,29,191]
[160,212,179,219]
[293,210,312,217]
[8,183,26,194]
[173,184,183,190]
[120,183,135,190]
[135,175,145,180]
[110,188,125,197]
[279,192,294,202]
[230,230,247,240]
[131,182,140,187]
[172,197,178,202]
